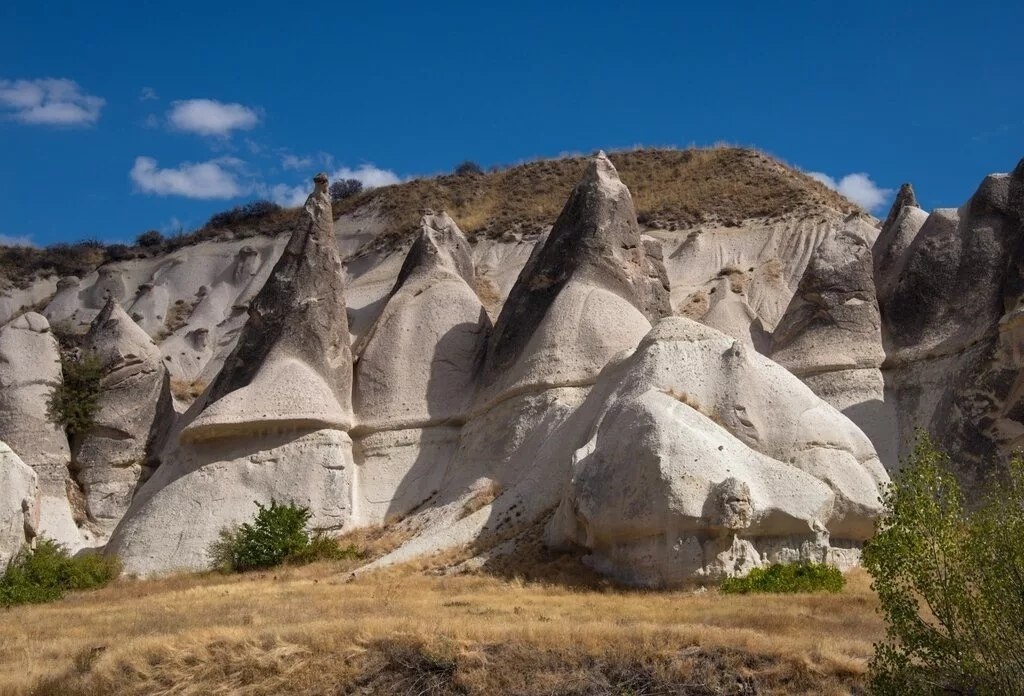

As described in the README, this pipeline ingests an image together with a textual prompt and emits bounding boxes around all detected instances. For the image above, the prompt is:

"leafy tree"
[453,160,484,176]
[135,230,165,248]
[863,437,1024,695]
[47,351,104,439]
[330,178,363,201]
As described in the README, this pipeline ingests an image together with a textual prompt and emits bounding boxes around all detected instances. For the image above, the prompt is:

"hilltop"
[0,147,858,288]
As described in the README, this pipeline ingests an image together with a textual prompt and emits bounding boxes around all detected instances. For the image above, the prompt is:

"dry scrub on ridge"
[0,560,882,696]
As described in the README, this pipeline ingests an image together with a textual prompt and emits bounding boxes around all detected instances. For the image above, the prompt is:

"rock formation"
[0,313,87,550]
[876,160,1024,484]
[352,212,490,524]
[772,219,895,465]
[107,173,356,575]
[73,299,174,538]
[7,148,1024,586]
[1,441,38,570]
[544,317,888,586]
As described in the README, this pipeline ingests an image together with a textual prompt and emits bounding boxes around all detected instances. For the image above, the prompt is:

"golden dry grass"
[0,559,883,696]
[335,147,859,259]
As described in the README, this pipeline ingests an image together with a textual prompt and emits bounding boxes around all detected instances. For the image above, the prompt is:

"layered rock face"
[544,317,888,586]
[73,299,174,537]
[1,441,38,570]
[0,313,87,550]
[875,162,1024,484]
[771,219,895,465]
[107,174,356,574]
[352,212,490,524]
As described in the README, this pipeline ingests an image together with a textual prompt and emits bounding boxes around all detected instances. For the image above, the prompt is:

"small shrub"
[135,230,164,249]
[330,178,363,201]
[863,437,1024,695]
[0,539,120,607]
[720,562,845,594]
[207,200,282,228]
[104,243,134,262]
[453,160,483,176]
[47,351,104,439]
[209,501,353,573]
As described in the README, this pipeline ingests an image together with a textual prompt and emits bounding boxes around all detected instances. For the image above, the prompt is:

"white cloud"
[331,164,401,189]
[267,183,309,207]
[281,153,313,170]
[0,233,35,247]
[0,78,104,126]
[139,86,159,101]
[130,156,248,199]
[808,171,893,212]
[167,99,260,136]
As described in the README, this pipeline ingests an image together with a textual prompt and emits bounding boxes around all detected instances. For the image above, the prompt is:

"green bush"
[47,350,104,438]
[209,501,356,573]
[0,539,120,607]
[862,437,1024,695]
[719,562,845,594]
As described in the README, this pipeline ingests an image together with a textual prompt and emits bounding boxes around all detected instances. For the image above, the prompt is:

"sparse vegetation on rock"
[46,350,103,439]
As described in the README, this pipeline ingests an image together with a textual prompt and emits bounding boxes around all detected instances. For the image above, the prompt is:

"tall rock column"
[108,173,357,575]
[351,212,491,525]
[73,299,174,539]
[0,313,87,550]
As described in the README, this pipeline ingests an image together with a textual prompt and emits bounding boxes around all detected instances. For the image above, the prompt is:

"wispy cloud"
[139,86,159,101]
[266,183,309,207]
[281,153,313,171]
[0,78,104,126]
[130,156,249,199]
[807,171,893,212]
[0,233,35,247]
[167,99,260,136]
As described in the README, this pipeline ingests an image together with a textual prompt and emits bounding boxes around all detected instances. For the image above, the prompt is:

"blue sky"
[1,0,1021,247]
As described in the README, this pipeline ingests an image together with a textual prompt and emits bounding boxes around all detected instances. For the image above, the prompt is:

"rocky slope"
[0,147,1021,585]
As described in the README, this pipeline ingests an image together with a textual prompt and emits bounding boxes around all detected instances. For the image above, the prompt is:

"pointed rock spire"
[355,212,489,430]
[390,211,475,293]
[479,151,671,388]
[183,172,353,441]
[75,299,173,533]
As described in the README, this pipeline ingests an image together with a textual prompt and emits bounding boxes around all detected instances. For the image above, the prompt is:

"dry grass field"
[0,556,883,696]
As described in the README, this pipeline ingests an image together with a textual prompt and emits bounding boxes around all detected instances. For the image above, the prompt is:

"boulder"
[73,299,174,537]
[1,441,38,570]
[544,316,889,586]
[108,173,357,575]
[0,313,85,550]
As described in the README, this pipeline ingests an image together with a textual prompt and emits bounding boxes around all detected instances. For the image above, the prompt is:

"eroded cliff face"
[1,151,1021,584]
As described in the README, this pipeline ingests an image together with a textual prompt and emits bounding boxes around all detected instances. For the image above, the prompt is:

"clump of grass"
[209,501,358,573]
[720,562,845,594]
[0,539,120,607]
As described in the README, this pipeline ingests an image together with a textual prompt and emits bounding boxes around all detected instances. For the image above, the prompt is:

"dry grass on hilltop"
[335,147,860,258]
[0,556,883,696]
[0,147,855,288]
